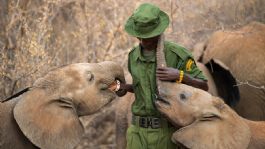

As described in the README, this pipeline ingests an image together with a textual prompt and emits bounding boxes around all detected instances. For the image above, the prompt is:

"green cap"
[125,3,169,38]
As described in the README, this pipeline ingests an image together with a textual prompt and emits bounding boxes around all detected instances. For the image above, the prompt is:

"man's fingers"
[156,69,169,74]
[157,77,171,81]
[156,74,170,79]
[156,73,168,77]
[157,67,165,70]
[156,71,167,74]
[157,67,169,71]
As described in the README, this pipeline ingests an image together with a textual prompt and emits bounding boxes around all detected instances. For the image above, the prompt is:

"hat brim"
[125,11,169,39]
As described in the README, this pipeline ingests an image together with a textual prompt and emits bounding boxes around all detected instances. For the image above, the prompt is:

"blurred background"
[0,0,264,148]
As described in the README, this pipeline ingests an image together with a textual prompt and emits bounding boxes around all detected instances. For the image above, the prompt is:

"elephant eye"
[86,71,94,82]
[179,91,191,101]
[99,83,109,90]
[180,93,186,101]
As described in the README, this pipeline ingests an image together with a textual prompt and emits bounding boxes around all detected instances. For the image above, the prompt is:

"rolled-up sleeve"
[183,58,208,81]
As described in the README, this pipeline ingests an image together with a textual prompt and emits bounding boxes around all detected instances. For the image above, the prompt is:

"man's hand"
[157,67,209,91]
[156,67,180,81]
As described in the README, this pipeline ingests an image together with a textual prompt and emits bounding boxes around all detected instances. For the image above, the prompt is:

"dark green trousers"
[126,124,177,149]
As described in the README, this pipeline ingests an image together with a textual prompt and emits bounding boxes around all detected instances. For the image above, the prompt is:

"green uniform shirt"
[128,41,207,117]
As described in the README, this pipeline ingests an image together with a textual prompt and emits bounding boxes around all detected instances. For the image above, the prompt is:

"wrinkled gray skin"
[0,61,126,149]
[155,82,265,149]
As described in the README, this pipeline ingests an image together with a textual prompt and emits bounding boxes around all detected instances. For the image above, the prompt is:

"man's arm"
[182,71,208,91]
[156,67,208,91]
[120,83,134,93]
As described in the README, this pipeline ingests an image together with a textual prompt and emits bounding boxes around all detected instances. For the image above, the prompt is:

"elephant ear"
[172,99,251,149]
[173,121,251,149]
[13,88,84,149]
[205,59,240,107]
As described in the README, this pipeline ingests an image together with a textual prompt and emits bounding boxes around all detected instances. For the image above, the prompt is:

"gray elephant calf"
[193,22,265,120]
[155,82,265,149]
[0,61,126,149]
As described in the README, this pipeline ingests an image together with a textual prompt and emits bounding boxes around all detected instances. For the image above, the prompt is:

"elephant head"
[155,82,251,149]
[9,61,126,149]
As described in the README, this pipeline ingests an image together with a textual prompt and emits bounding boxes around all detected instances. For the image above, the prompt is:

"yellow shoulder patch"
[186,59,194,71]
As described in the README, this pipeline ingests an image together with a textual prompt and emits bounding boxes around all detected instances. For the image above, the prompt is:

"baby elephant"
[155,82,265,149]
[0,61,126,149]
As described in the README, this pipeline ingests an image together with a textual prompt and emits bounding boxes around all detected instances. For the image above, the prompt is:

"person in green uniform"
[119,3,208,149]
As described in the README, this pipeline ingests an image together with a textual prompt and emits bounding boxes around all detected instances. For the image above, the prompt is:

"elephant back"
[202,22,265,120]
[202,22,265,85]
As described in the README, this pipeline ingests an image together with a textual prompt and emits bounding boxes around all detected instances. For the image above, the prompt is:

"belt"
[132,115,173,129]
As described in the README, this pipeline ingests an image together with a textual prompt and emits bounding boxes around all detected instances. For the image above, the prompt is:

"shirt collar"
[134,44,156,62]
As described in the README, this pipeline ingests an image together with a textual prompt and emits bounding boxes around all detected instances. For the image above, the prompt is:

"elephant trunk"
[156,34,166,94]
[103,61,127,96]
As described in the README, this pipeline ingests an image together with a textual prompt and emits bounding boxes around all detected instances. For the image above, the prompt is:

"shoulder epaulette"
[165,41,193,60]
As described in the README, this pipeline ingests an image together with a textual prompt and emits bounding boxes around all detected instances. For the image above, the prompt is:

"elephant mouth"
[107,80,121,92]
[154,94,170,107]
